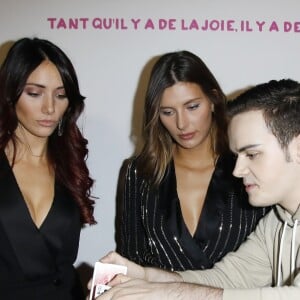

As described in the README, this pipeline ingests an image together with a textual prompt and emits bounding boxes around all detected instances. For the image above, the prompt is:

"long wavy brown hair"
[0,37,96,225]
[137,50,228,186]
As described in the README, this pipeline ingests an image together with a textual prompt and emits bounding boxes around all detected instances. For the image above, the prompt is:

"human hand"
[100,251,182,283]
[87,251,146,299]
[95,277,174,300]
[87,251,183,298]
[100,251,146,280]
[95,277,223,300]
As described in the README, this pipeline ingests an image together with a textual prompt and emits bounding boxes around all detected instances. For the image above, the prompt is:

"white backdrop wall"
[1,0,299,270]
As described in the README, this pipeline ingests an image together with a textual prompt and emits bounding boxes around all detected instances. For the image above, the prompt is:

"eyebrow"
[25,83,65,90]
[185,97,203,102]
[160,97,203,108]
[236,144,261,153]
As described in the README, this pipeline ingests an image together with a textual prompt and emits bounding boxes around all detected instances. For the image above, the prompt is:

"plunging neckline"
[14,175,55,230]
[174,160,217,238]
[4,154,55,230]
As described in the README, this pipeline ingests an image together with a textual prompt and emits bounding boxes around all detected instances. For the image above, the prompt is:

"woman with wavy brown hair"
[116,50,270,272]
[0,37,96,299]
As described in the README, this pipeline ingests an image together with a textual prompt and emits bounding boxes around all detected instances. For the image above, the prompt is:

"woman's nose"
[176,112,187,130]
[42,96,55,115]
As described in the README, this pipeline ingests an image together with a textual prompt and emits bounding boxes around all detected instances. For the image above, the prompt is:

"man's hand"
[96,276,223,300]
[100,251,182,282]
[100,251,146,280]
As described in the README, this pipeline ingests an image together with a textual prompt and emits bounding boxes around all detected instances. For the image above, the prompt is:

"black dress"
[116,153,271,271]
[0,152,85,299]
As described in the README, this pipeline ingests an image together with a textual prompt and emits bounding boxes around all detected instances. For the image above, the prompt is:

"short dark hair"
[228,79,300,149]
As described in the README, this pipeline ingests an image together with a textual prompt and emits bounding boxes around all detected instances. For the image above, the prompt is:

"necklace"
[18,124,44,158]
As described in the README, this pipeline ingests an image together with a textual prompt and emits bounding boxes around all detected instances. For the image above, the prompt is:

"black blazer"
[116,153,271,271]
[0,152,84,300]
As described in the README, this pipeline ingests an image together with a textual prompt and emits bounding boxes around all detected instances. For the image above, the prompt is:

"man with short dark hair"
[97,79,300,300]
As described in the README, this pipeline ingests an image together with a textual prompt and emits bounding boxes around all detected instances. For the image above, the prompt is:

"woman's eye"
[56,94,67,99]
[160,109,173,116]
[24,87,42,97]
[187,103,200,110]
[27,91,40,97]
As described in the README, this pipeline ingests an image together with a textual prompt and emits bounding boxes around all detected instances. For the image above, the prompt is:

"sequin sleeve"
[115,158,148,265]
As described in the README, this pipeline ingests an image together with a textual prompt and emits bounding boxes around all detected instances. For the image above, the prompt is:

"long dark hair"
[0,37,96,225]
[137,50,228,186]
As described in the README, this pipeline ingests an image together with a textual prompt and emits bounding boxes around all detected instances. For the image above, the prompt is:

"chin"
[249,197,271,208]
[248,196,262,207]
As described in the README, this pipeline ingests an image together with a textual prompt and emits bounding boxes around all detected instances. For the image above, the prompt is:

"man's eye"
[247,153,258,160]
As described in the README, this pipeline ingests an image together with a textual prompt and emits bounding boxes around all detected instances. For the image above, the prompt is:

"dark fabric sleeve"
[115,158,148,265]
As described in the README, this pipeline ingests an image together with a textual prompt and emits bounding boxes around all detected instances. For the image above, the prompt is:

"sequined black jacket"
[116,153,270,271]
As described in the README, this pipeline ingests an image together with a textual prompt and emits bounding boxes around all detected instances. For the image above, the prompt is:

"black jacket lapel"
[0,152,55,278]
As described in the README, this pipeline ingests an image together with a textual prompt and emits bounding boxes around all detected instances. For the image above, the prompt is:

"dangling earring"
[58,119,63,136]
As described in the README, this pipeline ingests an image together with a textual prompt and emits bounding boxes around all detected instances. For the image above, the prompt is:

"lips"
[244,183,257,193]
[37,120,57,127]
[178,132,195,140]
